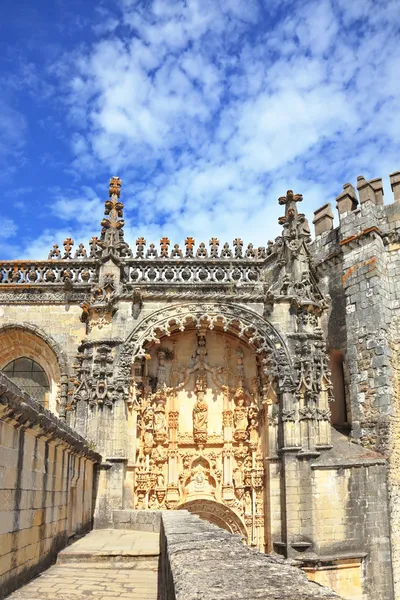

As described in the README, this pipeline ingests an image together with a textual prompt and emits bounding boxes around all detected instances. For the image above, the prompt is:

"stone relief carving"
[129,328,266,549]
[80,273,118,331]
[71,342,121,409]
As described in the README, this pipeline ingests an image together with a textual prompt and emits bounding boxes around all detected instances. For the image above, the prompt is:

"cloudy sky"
[1,0,399,259]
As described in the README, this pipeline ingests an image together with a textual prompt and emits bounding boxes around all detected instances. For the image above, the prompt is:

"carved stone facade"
[2,174,400,600]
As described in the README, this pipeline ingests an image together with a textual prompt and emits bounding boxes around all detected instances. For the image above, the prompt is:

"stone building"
[1,172,400,600]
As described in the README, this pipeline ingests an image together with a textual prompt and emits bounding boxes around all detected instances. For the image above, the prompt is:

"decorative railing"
[0,261,97,285]
[124,260,264,285]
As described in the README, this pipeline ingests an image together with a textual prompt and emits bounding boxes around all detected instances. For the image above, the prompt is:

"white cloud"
[19,0,400,258]
[0,101,26,173]
[0,219,18,240]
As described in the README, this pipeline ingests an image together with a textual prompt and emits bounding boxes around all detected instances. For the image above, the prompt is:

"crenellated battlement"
[313,169,400,240]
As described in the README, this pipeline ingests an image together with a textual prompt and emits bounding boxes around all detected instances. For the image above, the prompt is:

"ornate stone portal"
[129,328,270,549]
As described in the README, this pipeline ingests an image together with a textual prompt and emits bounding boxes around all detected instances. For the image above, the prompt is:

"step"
[57,552,160,565]
[57,529,160,565]
[55,559,159,570]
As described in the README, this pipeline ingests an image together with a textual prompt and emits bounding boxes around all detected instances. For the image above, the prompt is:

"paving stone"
[6,530,160,600]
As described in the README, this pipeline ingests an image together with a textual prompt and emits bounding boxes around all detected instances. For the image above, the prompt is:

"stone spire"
[97,176,132,261]
[266,190,324,309]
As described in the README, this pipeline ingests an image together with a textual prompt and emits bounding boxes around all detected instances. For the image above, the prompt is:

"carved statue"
[142,406,154,455]
[152,388,167,443]
[156,351,168,389]
[234,392,248,432]
[193,390,208,439]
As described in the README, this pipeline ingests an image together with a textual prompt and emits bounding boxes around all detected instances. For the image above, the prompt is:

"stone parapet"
[390,171,400,203]
[313,203,334,236]
[357,176,384,206]
[0,372,101,462]
[159,510,342,600]
[336,183,358,216]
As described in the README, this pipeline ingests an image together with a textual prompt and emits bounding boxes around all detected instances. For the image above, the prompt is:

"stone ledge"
[0,372,101,462]
[113,510,161,532]
[159,510,343,600]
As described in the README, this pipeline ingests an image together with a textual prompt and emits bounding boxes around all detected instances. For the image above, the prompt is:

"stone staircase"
[5,529,160,600]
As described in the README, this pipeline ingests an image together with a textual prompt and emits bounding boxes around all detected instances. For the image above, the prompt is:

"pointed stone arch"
[118,302,294,390]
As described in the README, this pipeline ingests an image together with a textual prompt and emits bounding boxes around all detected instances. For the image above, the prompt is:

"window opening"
[3,357,50,407]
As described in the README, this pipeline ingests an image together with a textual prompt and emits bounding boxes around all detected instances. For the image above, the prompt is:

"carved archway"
[122,307,287,552]
[118,302,293,389]
[177,498,247,539]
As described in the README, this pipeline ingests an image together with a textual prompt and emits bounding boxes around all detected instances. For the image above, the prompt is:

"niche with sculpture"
[128,327,277,550]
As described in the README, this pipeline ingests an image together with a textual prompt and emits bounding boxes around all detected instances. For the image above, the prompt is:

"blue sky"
[1,0,400,259]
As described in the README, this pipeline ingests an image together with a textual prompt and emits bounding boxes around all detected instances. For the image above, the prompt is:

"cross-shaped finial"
[160,237,170,257]
[278,190,303,206]
[63,238,74,259]
[233,238,243,258]
[185,237,195,258]
[135,237,146,258]
[209,238,219,258]
[278,190,303,225]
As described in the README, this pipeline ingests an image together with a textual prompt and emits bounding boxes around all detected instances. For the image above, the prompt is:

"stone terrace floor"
[5,530,160,600]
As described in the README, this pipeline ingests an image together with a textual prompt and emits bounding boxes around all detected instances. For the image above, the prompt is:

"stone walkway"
[6,530,160,600]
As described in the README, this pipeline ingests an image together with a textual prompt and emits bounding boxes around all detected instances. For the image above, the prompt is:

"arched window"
[3,357,50,407]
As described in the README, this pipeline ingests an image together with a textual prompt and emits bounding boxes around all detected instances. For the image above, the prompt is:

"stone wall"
[310,432,393,599]
[0,372,101,599]
[312,173,400,599]
[158,510,343,600]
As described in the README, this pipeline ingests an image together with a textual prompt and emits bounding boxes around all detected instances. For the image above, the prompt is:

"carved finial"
[196,242,208,258]
[63,238,74,259]
[171,243,183,258]
[109,176,122,198]
[136,237,146,259]
[160,237,170,258]
[98,176,132,259]
[89,236,99,258]
[221,242,233,258]
[245,243,256,258]
[233,238,243,258]
[146,243,158,258]
[75,243,87,259]
[48,244,61,260]
[185,237,195,258]
[209,238,219,258]
[278,190,303,225]
[278,190,303,206]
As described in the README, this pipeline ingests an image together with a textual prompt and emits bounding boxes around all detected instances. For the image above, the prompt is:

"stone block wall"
[0,372,101,599]
[311,456,393,599]
[312,174,400,599]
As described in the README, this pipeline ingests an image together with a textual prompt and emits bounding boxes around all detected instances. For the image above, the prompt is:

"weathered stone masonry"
[313,171,400,599]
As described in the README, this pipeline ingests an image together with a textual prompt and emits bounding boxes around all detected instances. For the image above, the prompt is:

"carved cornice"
[0,290,88,304]
[339,226,383,248]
